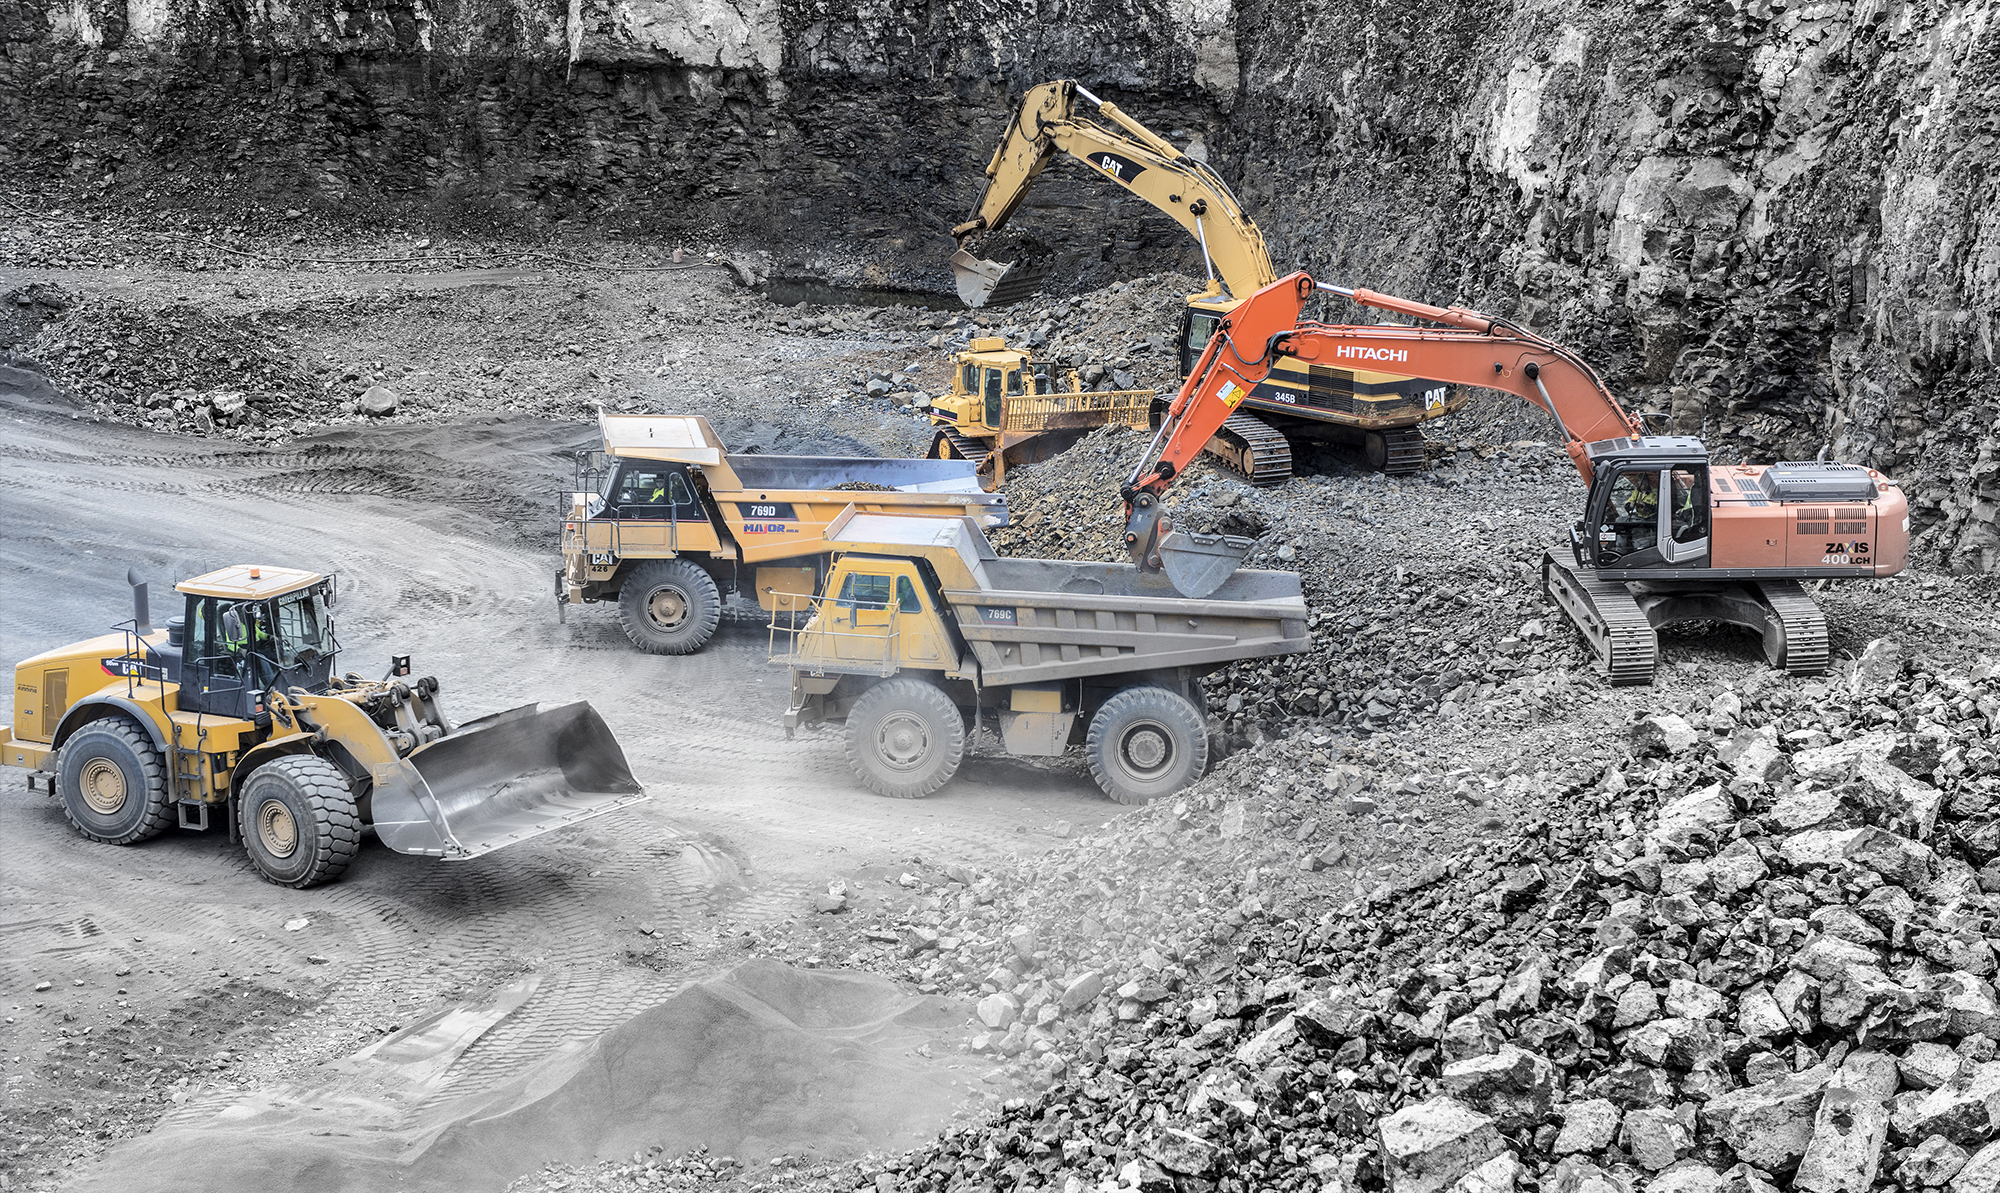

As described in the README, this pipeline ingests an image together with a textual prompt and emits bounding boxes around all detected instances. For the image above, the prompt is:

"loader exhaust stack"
[369,701,646,860]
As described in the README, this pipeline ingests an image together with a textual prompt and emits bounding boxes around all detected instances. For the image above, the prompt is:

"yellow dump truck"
[560,414,1009,655]
[925,337,1153,488]
[771,510,1307,804]
[3,567,644,887]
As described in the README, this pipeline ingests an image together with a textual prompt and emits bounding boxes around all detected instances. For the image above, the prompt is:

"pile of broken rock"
[852,646,2000,1193]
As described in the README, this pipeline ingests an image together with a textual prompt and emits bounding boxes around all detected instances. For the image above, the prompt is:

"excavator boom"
[953,80,1275,307]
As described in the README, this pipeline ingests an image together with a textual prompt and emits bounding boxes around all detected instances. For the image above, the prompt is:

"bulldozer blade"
[949,249,1052,309]
[1158,530,1257,599]
[370,701,646,860]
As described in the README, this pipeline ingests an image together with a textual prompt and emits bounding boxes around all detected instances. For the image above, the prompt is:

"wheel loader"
[1,565,645,887]
[924,337,1153,488]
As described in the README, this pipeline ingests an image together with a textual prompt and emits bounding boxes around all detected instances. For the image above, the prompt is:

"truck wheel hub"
[257,801,300,859]
[79,759,127,814]
[1121,724,1171,773]
[647,587,689,630]
[876,712,933,771]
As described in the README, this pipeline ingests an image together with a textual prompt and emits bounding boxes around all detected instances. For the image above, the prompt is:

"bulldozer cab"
[1579,442,1711,570]
[175,567,338,717]
[948,340,1032,435]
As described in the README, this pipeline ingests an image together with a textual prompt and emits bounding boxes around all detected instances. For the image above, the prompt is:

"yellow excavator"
[951,79,1467,483]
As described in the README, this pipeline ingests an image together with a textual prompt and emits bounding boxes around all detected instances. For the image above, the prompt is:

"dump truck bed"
[823,512,1308,685]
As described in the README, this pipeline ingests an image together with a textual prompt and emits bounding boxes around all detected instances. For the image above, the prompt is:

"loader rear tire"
[57,718,172,845]
[618,559,721,655]
[240,756,361,889]
[844,679,965,799]
[1087,686,1207,805]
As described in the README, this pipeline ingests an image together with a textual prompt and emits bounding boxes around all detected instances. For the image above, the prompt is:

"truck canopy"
[599,413,983,495]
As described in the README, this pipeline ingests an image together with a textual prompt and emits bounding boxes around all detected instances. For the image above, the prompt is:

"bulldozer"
[924,337,1153,488]
[1,565,645,887]
[950,79,1466,484]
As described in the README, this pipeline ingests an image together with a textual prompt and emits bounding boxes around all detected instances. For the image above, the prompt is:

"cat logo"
[1089,152,1146,184]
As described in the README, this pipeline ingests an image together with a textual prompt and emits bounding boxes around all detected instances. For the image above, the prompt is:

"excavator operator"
[1605,472,1660,558]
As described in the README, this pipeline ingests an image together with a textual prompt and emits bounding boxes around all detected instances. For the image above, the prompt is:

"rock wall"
[3,0,1996,564]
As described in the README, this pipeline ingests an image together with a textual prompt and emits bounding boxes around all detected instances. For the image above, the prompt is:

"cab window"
[1006,370,1024,396]
[1599,470,1661,558]
[961,363,978,394]
[895,576,922,613]
[1669,467,1708,544]
[835,573,893,610]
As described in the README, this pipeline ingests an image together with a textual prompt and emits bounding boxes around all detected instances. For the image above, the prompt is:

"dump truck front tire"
[618,560,721,655]
[844,679,965,799]
[1087,686,1208,805]
[240,756,361,888]
[57,718,172,845]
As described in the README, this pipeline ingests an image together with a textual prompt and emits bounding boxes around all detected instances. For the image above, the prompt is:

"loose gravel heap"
[815,639,2000,1193]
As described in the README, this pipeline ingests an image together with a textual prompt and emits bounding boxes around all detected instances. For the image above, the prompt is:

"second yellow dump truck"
[560,414,1009,655]
[771,510,1308,804]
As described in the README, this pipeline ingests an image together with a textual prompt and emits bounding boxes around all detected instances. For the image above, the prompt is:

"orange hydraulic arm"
[1121,271,1646,565]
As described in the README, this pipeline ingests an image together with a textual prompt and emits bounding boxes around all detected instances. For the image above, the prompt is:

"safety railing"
[768,594,904,678]
[1002,389,1154,434]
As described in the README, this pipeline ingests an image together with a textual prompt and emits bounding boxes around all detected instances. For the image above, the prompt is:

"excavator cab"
[1576,441,1711,570]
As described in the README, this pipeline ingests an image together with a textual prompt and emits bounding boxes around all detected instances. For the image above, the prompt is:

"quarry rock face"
[3,0,1996,568]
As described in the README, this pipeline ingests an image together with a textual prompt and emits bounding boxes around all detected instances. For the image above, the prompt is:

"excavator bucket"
[950,249,1053,309]
[368,701,647,860]
[1158,530,1257,599]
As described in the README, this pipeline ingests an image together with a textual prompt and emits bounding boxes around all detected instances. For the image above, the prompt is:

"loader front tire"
[57,718,172,845]
[844,679,965,799]
[1087,686,1208,805]
[241,756,361,889]
[618,559,721,655]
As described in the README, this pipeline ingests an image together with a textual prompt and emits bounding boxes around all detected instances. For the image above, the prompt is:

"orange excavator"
[1123,272,1910,684]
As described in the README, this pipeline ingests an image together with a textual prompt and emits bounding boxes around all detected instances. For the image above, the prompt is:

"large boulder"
[1701,1064,1833,1170]
[1440,1046,1558,1130]
[1794,1051,1899,1192]
[1377,1097,1508,1193]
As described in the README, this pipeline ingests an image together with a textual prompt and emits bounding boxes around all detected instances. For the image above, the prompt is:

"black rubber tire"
[843,679,966,799]
[617,559,722,655]
[240,756,362,888]
[1086,685,1209,805]
[57,718,173,844]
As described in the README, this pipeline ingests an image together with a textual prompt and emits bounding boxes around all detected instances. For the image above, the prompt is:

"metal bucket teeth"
[1159,531,1256,599]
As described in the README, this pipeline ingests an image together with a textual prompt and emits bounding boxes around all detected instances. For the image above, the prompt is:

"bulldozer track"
[929,426,991,467]
[1381,427,1428,475]
[1542,550,1658,685]
[1758,579,1830,676]
[1205,413,1292,487]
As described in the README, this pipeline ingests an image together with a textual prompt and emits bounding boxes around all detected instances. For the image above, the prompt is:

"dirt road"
[0,370,1086,1189]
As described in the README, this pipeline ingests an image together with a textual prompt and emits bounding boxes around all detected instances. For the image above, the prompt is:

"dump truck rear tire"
[844,679,965,799]
[1087,686,1208,805]
[57,717,172,845]
[618,559,721,655]
[240,756,361,888]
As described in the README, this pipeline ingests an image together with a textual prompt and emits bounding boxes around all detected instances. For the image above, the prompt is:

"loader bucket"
[949,249,1053,309]
[1158,530,1257,599]
[369,701,647,860]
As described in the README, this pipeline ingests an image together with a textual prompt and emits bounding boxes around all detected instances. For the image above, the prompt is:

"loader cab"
[174,566,338,718]
[1578,440,1711,571]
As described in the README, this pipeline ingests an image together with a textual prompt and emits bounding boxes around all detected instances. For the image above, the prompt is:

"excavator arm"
[1123,270,1645,575]
[952,80,1276,307]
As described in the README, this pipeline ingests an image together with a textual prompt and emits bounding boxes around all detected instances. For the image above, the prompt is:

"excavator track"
[1381,428,1428,475]
[928,427,992,468]
[1757,580,1830,676]
[1541,550,1658,686]
[1203,413,1292,488]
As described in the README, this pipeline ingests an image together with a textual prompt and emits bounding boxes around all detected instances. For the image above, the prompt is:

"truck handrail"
[768,594,905,679]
